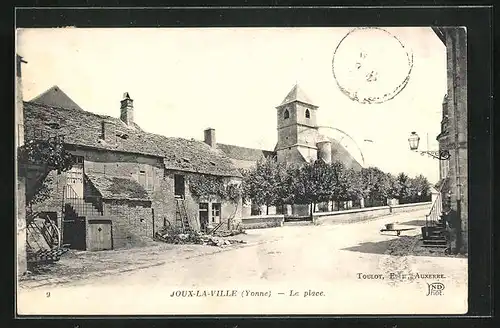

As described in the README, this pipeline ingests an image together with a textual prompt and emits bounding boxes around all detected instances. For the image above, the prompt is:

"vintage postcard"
[15,26,468,315]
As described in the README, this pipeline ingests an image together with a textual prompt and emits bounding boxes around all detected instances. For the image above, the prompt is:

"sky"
[16,27,447,183]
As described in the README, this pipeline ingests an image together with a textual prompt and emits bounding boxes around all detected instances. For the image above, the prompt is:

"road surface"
[17,209,467,315]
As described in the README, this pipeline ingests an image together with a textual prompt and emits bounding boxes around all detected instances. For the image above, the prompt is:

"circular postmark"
[332,27,414,104]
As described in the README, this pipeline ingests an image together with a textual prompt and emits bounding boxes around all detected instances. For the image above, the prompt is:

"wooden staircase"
[175,198,193,233]
[63,185,103,218]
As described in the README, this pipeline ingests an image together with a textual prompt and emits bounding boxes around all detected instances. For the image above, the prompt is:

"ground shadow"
[341,238,399,255]
[397,220,426,226]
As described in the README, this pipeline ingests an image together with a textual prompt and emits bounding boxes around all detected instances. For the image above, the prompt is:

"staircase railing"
[63,185,103,217]
[425,175,449,228]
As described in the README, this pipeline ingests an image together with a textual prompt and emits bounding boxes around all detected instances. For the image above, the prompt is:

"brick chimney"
[204,128,216,148]
[120,92,134,125]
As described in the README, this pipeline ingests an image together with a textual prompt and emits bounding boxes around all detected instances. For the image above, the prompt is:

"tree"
[396,172,412,204]
[290,160,348,215]
[386,173,401,200]
[241,157,281,215]
[408,174,431,203]
[344,168,364,203]
[18,135,75,212]
[361,167,390,206]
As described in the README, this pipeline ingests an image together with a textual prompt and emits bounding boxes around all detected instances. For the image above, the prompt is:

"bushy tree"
[18,136,75,212]
[409,174,431,202]
[386,173,401,200]
[361,167,390,206]
[240,156,432,215]
[241,157,282,214]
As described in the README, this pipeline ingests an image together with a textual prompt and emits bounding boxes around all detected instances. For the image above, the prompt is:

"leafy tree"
[274,161,295,211]
[344,168,364,201]
[289,160,328,215]
[18,136,75,212]
[361,167,390,206]
[386,173,401,200]
[409,174,431,203]
[241,157,281,214]
[396,172,412,204]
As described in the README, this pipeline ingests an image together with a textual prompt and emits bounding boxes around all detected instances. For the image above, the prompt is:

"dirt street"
[17,209,467,316]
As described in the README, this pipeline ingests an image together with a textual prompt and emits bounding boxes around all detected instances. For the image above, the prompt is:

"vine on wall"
[187,174,242,204]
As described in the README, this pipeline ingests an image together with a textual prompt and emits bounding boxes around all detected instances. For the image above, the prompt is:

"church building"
[214,83,362,216]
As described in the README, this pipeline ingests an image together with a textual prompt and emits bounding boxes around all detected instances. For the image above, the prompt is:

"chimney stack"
[204,128,216,148]
[120,92,134,125]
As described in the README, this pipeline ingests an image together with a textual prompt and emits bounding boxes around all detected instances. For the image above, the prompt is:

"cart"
[380,223,415,236]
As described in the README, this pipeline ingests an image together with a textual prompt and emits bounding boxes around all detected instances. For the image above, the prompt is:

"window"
[174,174,185,198]
[284,109,290,119]
[138,170,146,187]
[211,203,221,223]
[72,155,84,164]
[305,109,310,119]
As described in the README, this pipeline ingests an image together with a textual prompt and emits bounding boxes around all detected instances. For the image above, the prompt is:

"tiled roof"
[86,173,150,201]
[217,143,276,162]
[23,102,242,178]
[30,86,85,112]
[278,84,317,107]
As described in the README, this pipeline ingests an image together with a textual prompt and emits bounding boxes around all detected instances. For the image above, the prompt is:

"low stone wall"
[312,206,390,225]
[389,202,432,214]
[241,215,285,229]
[312,202,432,225]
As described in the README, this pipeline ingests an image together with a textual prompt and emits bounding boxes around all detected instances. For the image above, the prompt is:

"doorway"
[62,215,86,250]
[199,203,209,232]
[211,203,221,224]
[66,155,84,198]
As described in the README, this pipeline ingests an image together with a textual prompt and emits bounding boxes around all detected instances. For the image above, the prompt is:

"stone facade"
[436,27,468,254]
[31,146,243,250]
[446,28,468,254]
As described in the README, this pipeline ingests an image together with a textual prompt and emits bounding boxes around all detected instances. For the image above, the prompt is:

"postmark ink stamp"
[332,27,414,104]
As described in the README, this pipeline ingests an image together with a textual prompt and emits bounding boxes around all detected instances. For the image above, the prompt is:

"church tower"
[275,84,319,163]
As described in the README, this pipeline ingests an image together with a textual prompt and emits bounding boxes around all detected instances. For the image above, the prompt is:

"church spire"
[278,83,318,108]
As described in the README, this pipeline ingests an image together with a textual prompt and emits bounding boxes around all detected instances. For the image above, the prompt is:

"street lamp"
[408,131,451,160]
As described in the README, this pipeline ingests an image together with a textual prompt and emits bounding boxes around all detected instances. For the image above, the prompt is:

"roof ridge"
[24,100,115,120]
[217,142,274,153]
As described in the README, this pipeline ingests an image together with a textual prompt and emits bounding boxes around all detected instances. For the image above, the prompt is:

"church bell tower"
[275,84,319,163]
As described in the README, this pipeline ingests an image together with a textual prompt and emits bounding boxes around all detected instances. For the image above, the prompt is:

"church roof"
[278,84,318,108]
[217,143,276,162]
[327,137,363,171]
[30,85,85,112]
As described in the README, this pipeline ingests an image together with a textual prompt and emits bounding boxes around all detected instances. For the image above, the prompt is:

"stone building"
[24,87,243,251]
[433,27,468,254]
